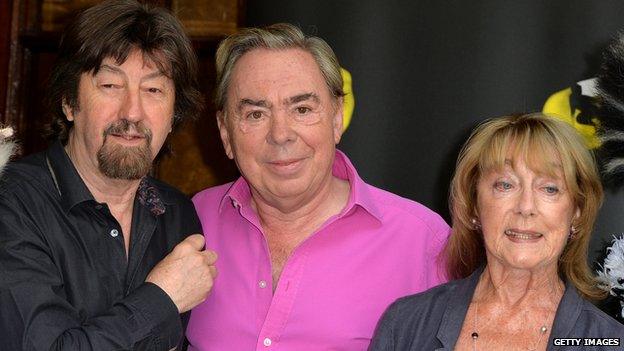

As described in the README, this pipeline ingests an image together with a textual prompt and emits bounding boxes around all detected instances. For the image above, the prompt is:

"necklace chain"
[471,301,548,351]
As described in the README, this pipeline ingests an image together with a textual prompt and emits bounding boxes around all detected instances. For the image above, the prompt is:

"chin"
[504,256,551,271]
[268,185,308,199]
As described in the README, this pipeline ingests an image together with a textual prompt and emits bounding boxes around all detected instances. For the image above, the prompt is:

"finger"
[203,250,218,264]
[182,234,206,251]
[209,266,218,279]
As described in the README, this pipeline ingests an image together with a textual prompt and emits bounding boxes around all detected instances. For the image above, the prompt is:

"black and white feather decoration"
[595,33,624,323]
[0,127,16,174]
[596,235,624,320]
[597,32,624,186]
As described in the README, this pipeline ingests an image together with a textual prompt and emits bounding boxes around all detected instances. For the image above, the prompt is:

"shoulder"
[365,183,449,234]
[0,152,51,200]
[378,279,461,336]
[372,280,462,348]
[554,285,624,339]
[146,176,193,207]
[576,298,624,334]
[192,182,234,208]
[386,279,459,318]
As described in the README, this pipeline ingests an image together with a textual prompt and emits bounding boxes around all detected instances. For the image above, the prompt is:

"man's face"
[219,48,343,202]
[64,49,175,180]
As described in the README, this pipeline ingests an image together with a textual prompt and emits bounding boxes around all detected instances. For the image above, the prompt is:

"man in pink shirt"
[186,23,450,350]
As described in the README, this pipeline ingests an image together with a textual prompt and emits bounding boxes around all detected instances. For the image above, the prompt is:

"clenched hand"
[146,234,218,313]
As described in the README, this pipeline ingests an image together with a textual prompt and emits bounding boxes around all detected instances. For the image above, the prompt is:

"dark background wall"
[246,0,624,263]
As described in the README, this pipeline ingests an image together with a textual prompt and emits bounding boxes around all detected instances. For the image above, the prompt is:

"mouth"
[108,132,146,143]
[504,229,543,241]
[103,119,152,145]
[112,133,143,139]
[269,158,303,166]
[266,157,307,175]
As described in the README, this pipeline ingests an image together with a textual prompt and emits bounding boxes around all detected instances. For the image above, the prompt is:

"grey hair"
[214,23,344,111]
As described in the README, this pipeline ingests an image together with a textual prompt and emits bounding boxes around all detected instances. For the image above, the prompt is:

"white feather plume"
[0,127,16,174]
[596,235,624,318]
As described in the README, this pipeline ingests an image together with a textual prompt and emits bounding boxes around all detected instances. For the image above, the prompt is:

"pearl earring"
[569,225,578,240]
[471,218,481,230]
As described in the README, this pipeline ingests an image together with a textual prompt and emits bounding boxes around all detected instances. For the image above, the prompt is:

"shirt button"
[110,229,119,237]
[94,204,102,210]
[259,280,267,289]
[263,338,272,347]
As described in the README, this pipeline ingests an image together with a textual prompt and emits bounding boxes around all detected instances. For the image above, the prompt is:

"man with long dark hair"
[0,1,217,349]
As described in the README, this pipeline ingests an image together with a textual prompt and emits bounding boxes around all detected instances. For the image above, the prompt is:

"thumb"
[183,234,206,251]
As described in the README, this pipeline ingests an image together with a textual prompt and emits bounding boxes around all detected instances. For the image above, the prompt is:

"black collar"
[46,140,94,212]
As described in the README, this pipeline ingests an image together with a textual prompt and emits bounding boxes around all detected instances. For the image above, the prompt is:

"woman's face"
[476,157,579,271]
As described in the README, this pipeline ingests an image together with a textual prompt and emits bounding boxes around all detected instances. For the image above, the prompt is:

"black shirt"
[0,141,202,350]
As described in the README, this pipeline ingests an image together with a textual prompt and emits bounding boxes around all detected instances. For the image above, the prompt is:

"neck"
[251,174,350,234]
[65,141,140,209]
[475,262,564,307]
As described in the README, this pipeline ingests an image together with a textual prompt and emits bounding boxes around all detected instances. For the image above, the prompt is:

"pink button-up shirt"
[187,151,449,350]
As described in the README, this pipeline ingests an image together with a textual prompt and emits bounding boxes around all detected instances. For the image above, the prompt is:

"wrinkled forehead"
[229,49,329,95]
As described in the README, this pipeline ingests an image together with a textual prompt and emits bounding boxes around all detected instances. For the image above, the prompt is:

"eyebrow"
[98,64,124,75]
[287,93,319,105]
[236,93,320,111]
[238,99,271,111]
[97,64,166,81]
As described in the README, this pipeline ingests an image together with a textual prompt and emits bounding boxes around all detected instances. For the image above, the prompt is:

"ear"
[62,99,75,122]
[574,206,581,221]
[217,111,234,160]
[333,96,344,144]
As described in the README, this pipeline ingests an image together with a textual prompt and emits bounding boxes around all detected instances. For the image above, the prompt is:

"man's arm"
[427,221,451,286]
[0,198,216,351]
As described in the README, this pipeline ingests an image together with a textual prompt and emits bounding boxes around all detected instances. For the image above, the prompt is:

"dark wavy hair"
[46,0,203,142]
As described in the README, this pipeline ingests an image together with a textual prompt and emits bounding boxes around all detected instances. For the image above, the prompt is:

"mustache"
[103,120,152,142]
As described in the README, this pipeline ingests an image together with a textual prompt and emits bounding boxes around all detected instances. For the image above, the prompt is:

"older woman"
[370,113,624,350]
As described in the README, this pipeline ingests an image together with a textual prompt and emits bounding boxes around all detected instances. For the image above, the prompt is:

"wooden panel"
[156,44,240,195]
[0,1,12,124]
[172,0,238,37]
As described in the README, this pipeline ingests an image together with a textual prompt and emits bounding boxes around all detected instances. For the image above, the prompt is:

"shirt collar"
[218,149,383,221]
[46,140,166,216]
[46,140,94,211]
[548,279,583,342]
[435,266,483,350]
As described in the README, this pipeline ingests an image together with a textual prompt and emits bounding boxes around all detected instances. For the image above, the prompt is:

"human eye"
[100,83,121,89]
[542,184,560,195]
[246,110,264,120]
[146,87,163,94]
[291,105,322,125]
[494,180,513,192]
[294,106,311,115]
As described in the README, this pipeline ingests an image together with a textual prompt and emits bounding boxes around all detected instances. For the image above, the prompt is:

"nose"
[267,111,296,145]
[514,187,536,217]
[120,87,144,122]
